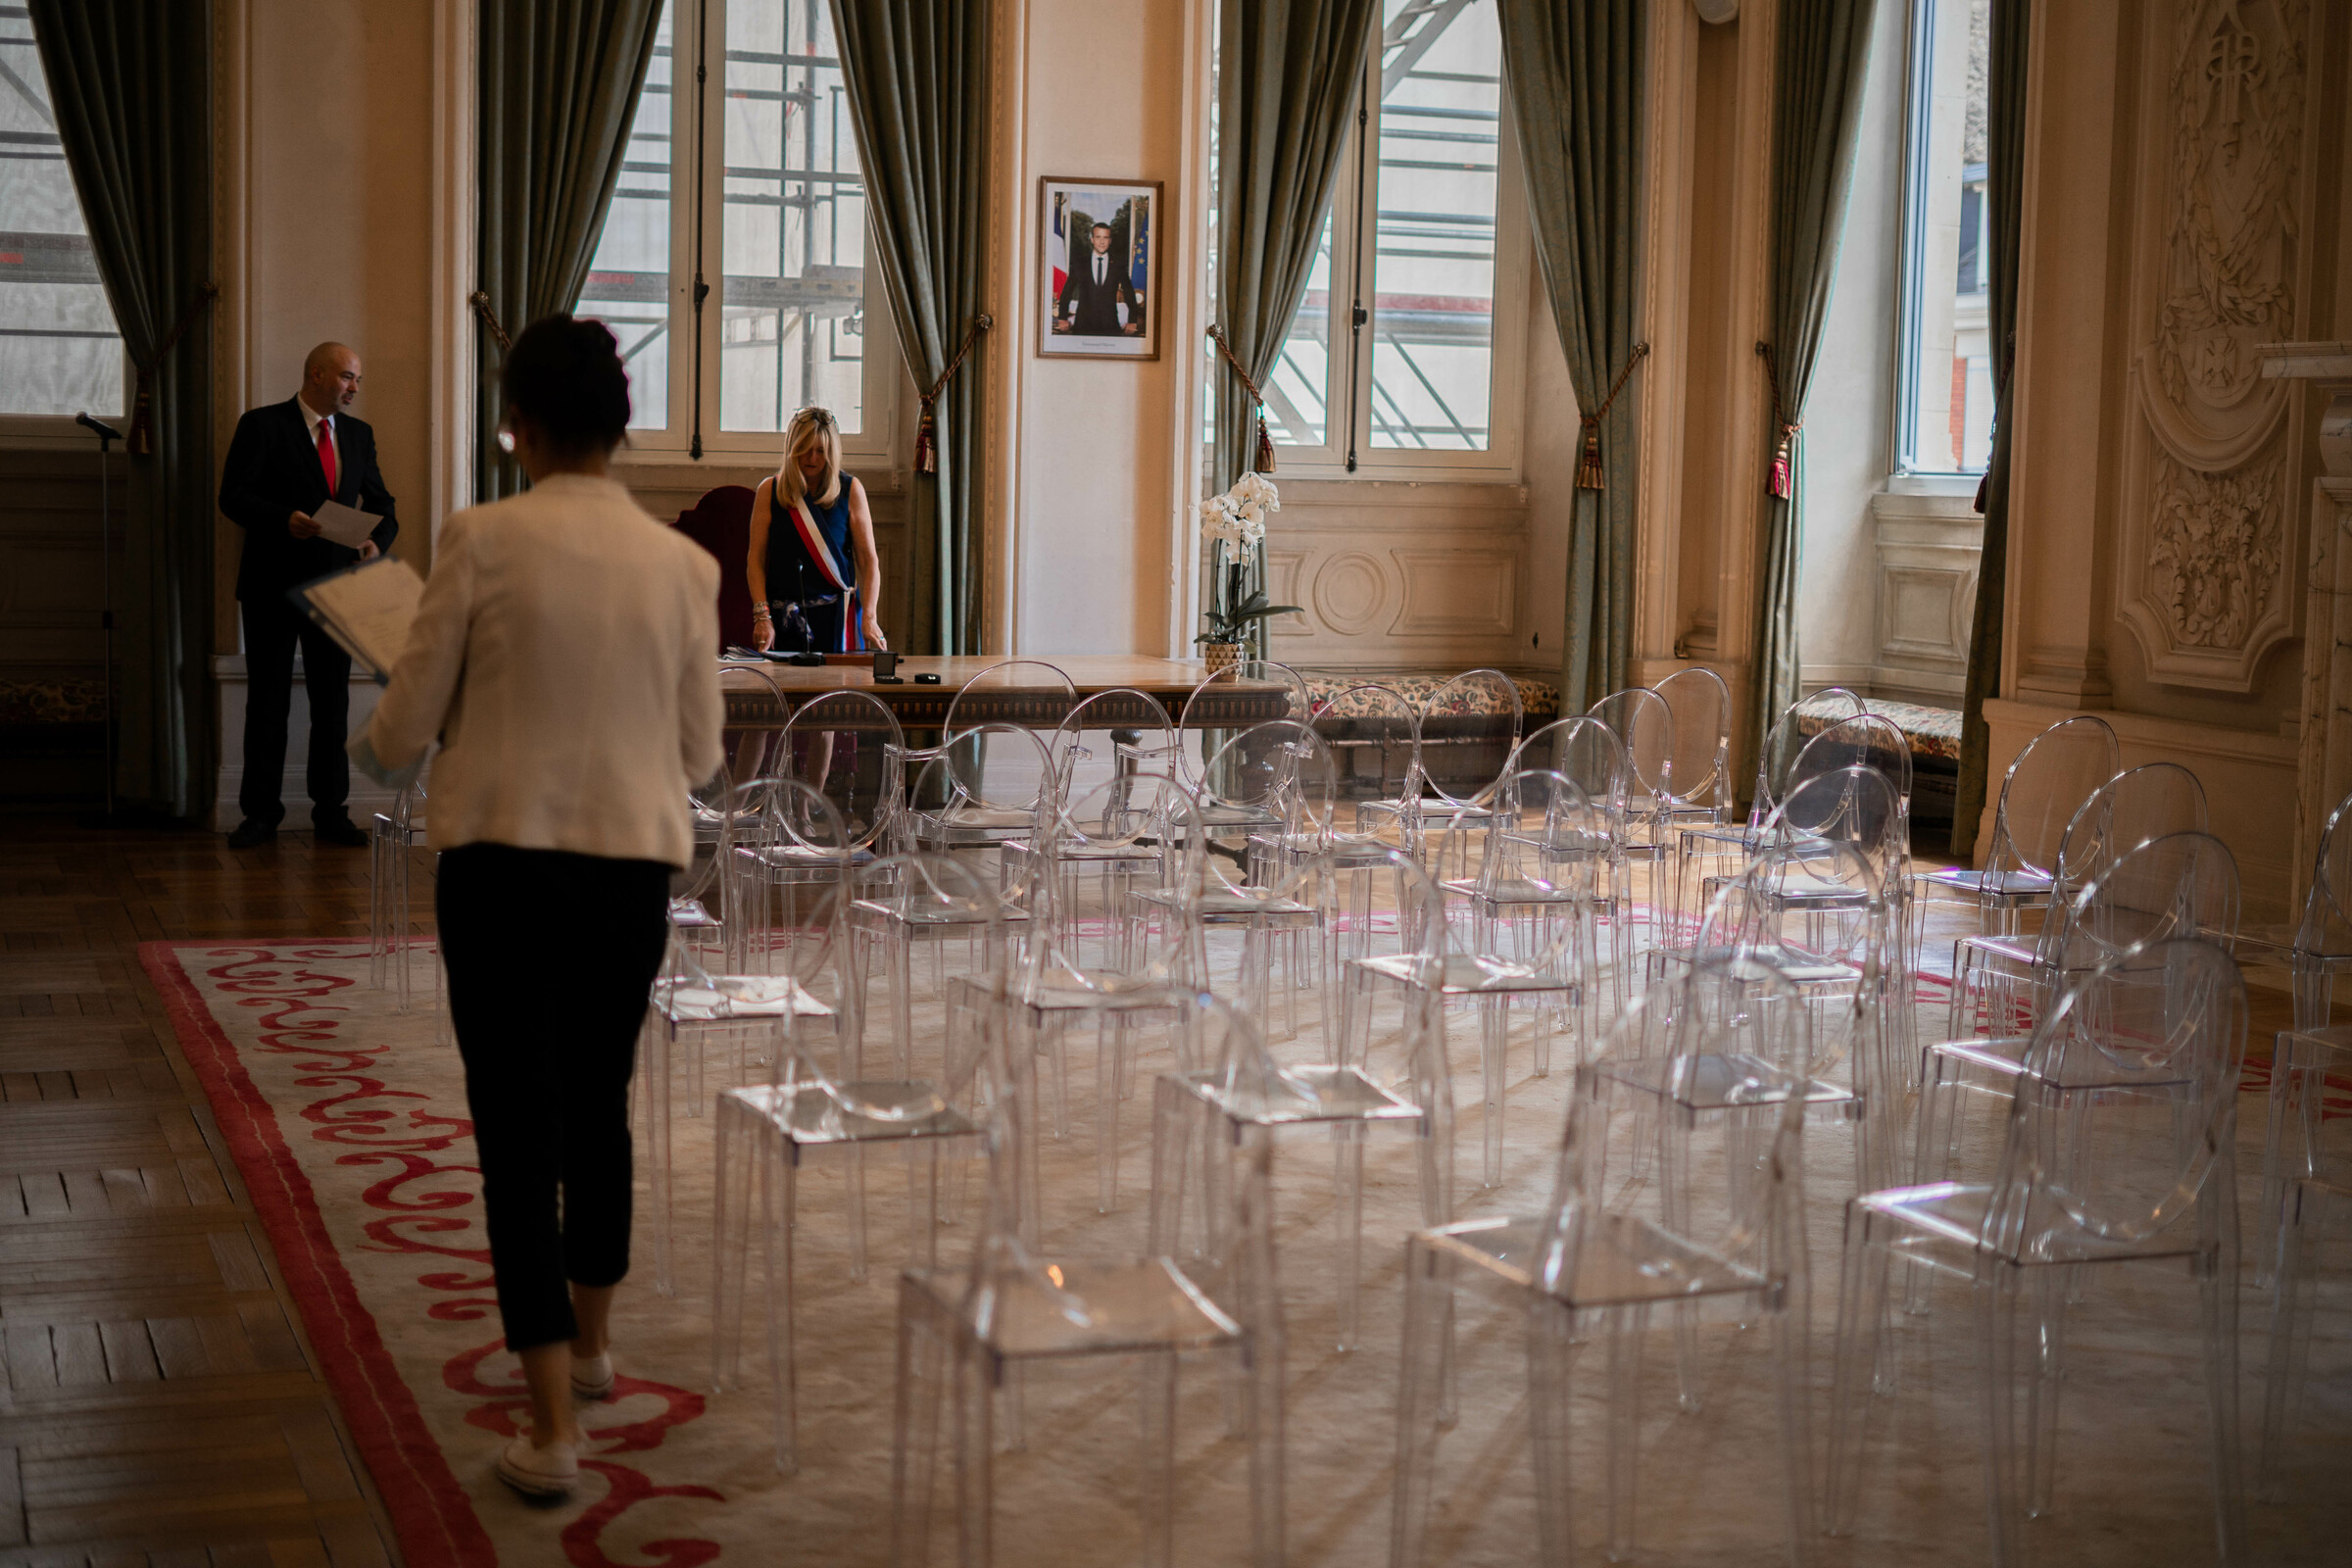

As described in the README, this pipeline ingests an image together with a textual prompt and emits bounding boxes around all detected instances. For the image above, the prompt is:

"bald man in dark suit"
[218,341,400,850]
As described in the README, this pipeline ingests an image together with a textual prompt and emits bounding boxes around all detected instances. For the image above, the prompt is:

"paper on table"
[292,558,424,680]
[313,498,380,549]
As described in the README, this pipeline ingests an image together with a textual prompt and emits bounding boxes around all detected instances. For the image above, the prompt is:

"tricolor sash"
[782,492,861,652]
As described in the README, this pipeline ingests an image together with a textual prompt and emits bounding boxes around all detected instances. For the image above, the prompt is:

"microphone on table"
[76,413,126,443]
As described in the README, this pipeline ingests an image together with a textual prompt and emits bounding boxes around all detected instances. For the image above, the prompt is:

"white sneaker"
[570,1351,615,1401]
[496,1430,579,1496]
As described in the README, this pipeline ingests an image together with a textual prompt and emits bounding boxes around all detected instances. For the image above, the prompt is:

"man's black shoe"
[315,818,371,849]
[226,818,278,850]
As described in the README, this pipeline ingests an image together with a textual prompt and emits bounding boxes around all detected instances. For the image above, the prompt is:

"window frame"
[0,18,130,448]
[1888,0,1986,480]
[1266,11,1530,483]
[600,0,901,468]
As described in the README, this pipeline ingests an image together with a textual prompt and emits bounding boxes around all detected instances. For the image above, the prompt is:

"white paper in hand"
[298,559,424,680]
[313,499,380,549]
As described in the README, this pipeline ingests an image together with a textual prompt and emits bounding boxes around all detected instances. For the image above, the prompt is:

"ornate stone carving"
[2146,451,2284,650]
[2121,0,2310,690]
[2147,0,2306,456]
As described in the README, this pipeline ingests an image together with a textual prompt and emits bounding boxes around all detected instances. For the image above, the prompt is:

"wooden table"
[718,654,1288,730]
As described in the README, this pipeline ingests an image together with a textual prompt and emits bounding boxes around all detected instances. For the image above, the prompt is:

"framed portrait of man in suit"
[1038,177,1163,360]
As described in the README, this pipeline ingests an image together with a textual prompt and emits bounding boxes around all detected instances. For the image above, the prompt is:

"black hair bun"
[502,314,631,456]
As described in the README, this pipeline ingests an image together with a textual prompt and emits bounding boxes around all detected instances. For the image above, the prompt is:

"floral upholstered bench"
[1794,697,1962,827]
[1301,672,1561,799]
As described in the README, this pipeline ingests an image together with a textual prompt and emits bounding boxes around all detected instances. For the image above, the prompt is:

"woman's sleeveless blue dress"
[761,473,864,653]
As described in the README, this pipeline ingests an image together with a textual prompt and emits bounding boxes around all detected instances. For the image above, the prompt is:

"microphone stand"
[76,413,123,819]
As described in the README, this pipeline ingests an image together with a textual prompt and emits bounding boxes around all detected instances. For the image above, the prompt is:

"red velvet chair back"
[670,484,758,653]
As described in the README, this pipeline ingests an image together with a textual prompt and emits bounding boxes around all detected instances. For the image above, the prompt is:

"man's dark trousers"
[238,596,354,830]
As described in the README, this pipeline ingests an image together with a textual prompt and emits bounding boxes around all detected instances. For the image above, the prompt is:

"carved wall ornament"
[2146,451,2283,651]
[2118,0,2311,691]
[2143,0,2306,462]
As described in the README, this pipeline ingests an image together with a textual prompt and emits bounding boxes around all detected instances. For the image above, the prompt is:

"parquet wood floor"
[0,817,407,1568]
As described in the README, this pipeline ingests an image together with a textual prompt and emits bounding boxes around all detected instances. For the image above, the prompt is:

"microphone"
[76,413,125,442]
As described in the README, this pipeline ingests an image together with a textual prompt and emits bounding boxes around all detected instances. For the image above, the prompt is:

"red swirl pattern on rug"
[142,941,722,1568]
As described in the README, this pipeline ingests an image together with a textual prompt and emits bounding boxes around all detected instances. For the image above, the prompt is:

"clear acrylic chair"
[2259,1020,2352,1487]
[1502,716,1638,998]
[1129,722,1340,1047]
[858,730,1053,1076]
[710,857,989,1474]
[1150,850,1449,1351]
[968,770,1196,1213]
[889,662,1077,856]
[1828,938,2248,1566]
[1945,761,2207,1042]
[1587,687,1677,962]
[1913,830,2241,1195]
[1306,683,1425,964]
[1917,713,2120,965]
[1651,663,1734,828]
[1381,667,1525,852]
[1175,659,1315,793]
[1391,956,1821,1568]
[891,992,1286,1568]
[779,687,904,861]
[1672,687,1868,942]
[1001,686,1174,965]
[641,779,850,1295]
[2282,786,2352,1029]
[1652,829,1902,1200]
[1349,778,1601,1188]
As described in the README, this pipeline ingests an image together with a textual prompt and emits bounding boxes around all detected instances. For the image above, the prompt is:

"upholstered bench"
[0,676,107,804]
[1796,698,1962,828]
[1302,672,1561,800]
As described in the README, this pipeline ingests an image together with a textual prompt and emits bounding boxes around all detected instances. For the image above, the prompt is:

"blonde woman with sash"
[747,407,886,655]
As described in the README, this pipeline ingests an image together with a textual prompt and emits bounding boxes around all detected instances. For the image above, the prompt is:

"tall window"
[1893,0,1991,476]
[0,10,125,422]
[577,0,895,460]
[1260,0,1528,478]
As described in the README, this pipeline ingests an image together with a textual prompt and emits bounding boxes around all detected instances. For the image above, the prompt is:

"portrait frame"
[1037,176,1164,361]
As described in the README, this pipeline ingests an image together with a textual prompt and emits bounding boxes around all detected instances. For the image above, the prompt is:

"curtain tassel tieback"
[1755,341,1801,500]
[1575,342,1651,491]
[127,282,220,457]
[468,292,514,354]
[1206,323,1277,474]
[914,315,994,475]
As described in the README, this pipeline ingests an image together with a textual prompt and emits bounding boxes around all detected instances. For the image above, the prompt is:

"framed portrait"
[1037,176,1163,360]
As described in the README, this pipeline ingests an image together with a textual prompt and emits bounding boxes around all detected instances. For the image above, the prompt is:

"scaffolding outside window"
[1893,0,1991,476]
[0,9,126,424]
[1258,0,1527,479]
[576,0,895,457]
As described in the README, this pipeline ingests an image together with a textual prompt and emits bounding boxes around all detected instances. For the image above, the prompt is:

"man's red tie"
[317,416,338,496]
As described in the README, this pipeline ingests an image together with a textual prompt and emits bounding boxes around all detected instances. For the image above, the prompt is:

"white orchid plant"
[1197,472,1298,648]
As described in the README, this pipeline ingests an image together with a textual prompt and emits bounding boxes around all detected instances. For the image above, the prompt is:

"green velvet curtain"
[1950,0,2029,860]
[1497,0,1645,712]
[1211,0,1380,498]
[474,0,665,501]
[31,0,216,820]
[830,0,993,655]
[1747,0,1880,763]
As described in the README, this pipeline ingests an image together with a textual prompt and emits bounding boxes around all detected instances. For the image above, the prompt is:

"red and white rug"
[143,940,749,1568]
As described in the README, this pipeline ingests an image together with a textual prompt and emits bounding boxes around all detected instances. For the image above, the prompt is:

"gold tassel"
[913,398,938,475]
[1253,413,1276,474]
[1769,425,1795,500]
[1576,418,1604,490]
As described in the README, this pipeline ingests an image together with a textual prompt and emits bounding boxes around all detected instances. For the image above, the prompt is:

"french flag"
[1051,196,1068,302]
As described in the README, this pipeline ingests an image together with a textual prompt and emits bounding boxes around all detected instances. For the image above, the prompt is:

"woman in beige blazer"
[354,316,723,1498]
